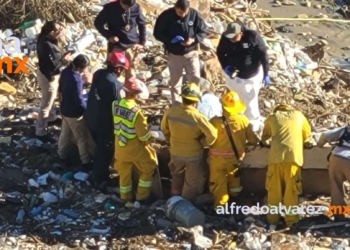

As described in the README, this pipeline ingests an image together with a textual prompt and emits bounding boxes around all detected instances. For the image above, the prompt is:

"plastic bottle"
[16,209,25,224]
[63,209,80,219]
[29,207,44,217]
[245,237,262,250]
[330,58,350,70]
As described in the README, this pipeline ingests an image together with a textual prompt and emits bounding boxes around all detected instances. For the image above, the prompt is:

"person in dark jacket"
[94,0,146,79]
[58,54,95,171]
[84,51,129,189]
[216,21,269,132]
[36,20,71,142]
[153,0,206,104]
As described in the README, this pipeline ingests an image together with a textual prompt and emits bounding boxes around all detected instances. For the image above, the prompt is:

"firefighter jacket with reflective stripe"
[209,113,260,164]
[113,98,150,147]
[161,103,218,158]
[261,104,313,166]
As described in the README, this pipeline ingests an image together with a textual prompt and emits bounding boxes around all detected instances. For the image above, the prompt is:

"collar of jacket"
[115,0,138,13]
[182,103,197,111]
[44,35,58,44]
[273,104,293,113]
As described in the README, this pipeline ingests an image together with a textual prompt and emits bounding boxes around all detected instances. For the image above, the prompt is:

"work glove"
[263,75,270,86]
[171,36,185,43]
[224,66,233,76]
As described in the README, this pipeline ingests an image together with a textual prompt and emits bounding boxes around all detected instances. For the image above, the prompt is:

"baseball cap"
[108,51,129,69]
[223,22,242,39]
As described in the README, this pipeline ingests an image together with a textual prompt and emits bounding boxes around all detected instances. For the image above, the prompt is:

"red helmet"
[108,51,129,69]
[123,77,143,94]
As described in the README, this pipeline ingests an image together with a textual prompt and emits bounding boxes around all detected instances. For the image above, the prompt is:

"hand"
[171,36,185,43]
[109,36,119,43]
[263,75,270,85]
[181,38,195,46]
[224,66,232,76]
[48,76,55,82]
[63,52,72,60]
[82,72,93,84]
[133,44,144,51]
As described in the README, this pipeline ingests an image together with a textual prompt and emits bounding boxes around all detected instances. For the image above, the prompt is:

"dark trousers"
[89,127,114,184]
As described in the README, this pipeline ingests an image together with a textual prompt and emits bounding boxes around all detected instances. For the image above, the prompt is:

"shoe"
[36,134,56,144]
[81,162,93,172]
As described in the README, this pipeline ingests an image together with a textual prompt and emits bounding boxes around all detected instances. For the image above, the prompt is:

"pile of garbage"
[1,0,350,130]
[2,136,350,249]
[0,0,95,29]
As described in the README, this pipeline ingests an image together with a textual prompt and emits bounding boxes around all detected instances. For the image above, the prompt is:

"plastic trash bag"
[197,93,223,120]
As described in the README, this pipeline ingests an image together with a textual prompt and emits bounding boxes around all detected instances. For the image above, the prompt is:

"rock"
[297,14,309,18]
[304,1,312,7]
[319,39,328,45]
[0,82,16,95]
[281,0,296,6]
[314,4,322,9]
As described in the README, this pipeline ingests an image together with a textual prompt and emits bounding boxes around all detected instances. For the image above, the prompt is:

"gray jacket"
[317,126,350,160]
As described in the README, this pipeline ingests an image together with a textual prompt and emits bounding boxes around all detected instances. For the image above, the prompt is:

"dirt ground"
[258,0,350,58]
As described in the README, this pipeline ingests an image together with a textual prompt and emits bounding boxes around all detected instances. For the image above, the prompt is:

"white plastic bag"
[137,79,150,100]
[197,93,222,120]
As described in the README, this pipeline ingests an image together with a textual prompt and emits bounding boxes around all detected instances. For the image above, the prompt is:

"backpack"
[327,127,350,162]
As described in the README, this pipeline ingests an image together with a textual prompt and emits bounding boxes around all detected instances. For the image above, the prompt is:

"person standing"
[261,103,313,227]
[153,0,206,104]
[161,82,217,202]
[316,125,350,221]
[113,78,157,203]
[94,0,146,79]
[84,52,129,189]
[217,21,270,132]
[209,91,260,210]
[57,54,95,171]
[36,20,71,142]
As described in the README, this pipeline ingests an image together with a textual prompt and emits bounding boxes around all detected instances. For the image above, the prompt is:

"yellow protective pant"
[114,159,157,201]
[208,156,242,209]
[265,163,302,227]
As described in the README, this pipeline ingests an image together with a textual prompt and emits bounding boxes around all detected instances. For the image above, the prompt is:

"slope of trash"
[1,0,350,249]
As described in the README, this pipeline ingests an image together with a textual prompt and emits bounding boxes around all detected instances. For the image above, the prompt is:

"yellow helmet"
[221,91,246,114]
[181,82,201,102]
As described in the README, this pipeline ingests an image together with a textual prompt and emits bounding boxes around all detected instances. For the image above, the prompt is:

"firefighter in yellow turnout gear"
[261,104,313,227]
[161,82,217,202]
[113,78,157,202]
[209,90,260,209]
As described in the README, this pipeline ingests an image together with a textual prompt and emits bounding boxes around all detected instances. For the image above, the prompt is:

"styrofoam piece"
[74,30,95,53]
[3,29,13,37]
[92,5,104,12]
[137,79,150,100]
[25,27,38,39]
